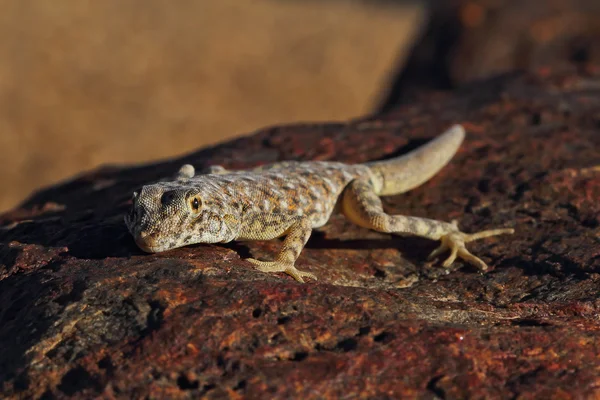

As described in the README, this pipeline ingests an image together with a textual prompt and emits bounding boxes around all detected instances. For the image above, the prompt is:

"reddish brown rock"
[1,68,600,398]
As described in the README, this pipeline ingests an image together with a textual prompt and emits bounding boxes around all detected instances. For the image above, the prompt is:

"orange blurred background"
[0,0,424,212]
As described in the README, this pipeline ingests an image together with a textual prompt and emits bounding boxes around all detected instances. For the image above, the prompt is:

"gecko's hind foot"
[246,258,318,283]
[428,222,514,271]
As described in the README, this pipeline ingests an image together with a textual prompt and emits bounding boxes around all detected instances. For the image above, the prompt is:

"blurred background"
[0,0,424,212]
[1,0,598,212]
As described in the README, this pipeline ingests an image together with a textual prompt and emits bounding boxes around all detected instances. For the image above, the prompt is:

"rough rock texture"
[1,67,600,398]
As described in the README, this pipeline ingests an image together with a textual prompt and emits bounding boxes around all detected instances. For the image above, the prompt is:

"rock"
[1,67,600,398]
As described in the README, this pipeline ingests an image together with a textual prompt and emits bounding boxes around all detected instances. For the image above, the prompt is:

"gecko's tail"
[366,124,466,196]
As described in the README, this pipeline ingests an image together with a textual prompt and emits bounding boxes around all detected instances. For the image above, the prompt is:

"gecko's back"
[196,161,371,228]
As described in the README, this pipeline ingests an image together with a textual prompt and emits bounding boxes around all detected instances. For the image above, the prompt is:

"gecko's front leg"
[244,216,317,283]
[342,179,514,270]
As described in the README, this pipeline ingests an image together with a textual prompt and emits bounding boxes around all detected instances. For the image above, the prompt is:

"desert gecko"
[125,125,514,282]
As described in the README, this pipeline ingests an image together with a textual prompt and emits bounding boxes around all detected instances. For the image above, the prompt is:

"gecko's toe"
[458,249,489,271]
[464,228,515,242]
[296,270,318,282]
[427,243,448,260]
[432,225,512,271]
[245,258,317,283]
[282,266,318,283]
[441,246,459,268]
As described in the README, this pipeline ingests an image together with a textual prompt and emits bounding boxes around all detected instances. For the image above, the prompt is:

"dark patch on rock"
[57,367,103,396]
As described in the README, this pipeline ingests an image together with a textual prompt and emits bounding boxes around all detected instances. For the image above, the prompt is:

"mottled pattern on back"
[245,161,370,227]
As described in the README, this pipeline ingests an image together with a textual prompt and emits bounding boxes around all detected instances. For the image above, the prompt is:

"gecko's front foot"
[427,221,514,271]
[246,258,317,283]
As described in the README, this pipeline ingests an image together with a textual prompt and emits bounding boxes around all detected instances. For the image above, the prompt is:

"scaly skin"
[125,125,514,282]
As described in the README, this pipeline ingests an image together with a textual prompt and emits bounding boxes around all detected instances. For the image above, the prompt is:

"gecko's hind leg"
[341,179,514,270]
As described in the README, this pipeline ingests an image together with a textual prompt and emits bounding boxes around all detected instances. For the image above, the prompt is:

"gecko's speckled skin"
[125,125,514,282]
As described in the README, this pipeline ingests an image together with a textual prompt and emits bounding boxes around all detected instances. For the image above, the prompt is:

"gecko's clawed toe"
[427,243,447,260]
[457,249,489,271]
[246,258,317,283]
[464,228,515,242]
[441,246,459,268]
[429,226,514,271]
[292,270,318,283]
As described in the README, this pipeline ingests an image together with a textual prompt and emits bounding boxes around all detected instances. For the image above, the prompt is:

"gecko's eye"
[189,195,202,212]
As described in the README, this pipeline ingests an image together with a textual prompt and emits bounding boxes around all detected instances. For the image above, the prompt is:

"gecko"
[125,125,514,282]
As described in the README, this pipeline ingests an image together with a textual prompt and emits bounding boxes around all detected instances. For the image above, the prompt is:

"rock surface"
[1,67,600,398]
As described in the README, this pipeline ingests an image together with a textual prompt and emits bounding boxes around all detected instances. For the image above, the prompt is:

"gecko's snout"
[134,231,161,253]
[138,230,153,239]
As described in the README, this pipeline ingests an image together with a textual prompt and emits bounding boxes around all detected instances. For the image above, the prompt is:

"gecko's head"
[125,183,233,252]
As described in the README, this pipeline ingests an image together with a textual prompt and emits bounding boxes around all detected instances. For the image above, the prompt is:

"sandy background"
[0,0,424,212]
